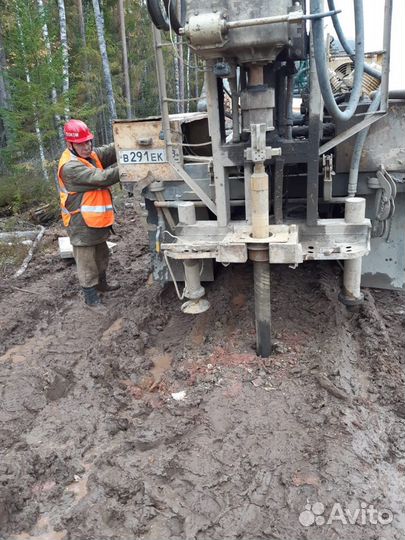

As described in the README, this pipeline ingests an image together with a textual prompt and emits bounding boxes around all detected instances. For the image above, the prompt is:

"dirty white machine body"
[114,0,402,356]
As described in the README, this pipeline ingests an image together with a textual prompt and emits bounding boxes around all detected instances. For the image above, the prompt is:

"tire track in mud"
[78,262,404,540]
[294,267,405,540]
[129,263,405,540]
[0,232,404,540]
[0,221,154,539]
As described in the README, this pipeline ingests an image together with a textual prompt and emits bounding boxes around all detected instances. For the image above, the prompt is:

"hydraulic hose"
[163,0,183,35]
[146,0,169,31]
[327,0,381,81]
[347,90,381,196]
[310,0,365,122]
[371,89,405,101]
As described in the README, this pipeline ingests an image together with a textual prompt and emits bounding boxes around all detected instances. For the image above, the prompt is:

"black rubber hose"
[310,0,365,121]
[327,0,381,80]
[163,0,182,34]
[292,122,335,137]
[146,0,169,31]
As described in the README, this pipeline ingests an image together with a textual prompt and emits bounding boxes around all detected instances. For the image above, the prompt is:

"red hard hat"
[64,119,94,143]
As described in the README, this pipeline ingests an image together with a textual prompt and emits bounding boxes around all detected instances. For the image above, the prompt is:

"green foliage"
[0,170,57,214]
[0,0,204,215]
[0,0,66,173]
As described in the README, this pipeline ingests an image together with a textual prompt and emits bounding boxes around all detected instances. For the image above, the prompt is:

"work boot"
[82,286,104,308]
[97,272,120,292]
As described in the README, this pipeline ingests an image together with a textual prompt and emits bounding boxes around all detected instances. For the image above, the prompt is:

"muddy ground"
[0,202,404,540]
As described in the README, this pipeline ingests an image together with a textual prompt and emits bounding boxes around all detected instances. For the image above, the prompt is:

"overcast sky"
[324,0,404,89]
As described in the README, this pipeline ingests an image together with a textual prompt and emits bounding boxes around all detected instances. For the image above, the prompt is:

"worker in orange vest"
[58,119,120,308]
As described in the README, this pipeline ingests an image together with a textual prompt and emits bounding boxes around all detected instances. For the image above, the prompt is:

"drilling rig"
[113,0,404,357]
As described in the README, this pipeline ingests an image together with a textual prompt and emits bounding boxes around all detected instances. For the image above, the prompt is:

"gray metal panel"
[336,101,405,174]
[361,193,405,290]
[206,61,230,226]
[184,0,294,62]
[152,253,214,284]
[307,34,323,225]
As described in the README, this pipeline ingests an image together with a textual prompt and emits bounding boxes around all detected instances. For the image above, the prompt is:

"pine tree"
[36,0,64,147]
[0,0,175,181]
[118,0,131,118]
[91,0,116,136]
[0,24,11,153]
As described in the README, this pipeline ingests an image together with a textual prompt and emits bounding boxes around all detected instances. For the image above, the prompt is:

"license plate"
[120,149,167,164]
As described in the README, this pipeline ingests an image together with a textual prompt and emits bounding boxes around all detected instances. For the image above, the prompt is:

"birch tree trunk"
[186,46,190,113]
[176,35,184,114]
[92,0,117,135]
[194,53,199,99]
[174,1,184,113]
[174,41,180,114]
[58,0,70,119]
[179,39,185,114]
[36,0,64,147]
[118,0,132,118]
[15,8,49,182]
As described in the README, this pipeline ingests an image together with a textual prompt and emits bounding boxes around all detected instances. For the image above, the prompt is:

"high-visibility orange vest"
[57,149,114,228]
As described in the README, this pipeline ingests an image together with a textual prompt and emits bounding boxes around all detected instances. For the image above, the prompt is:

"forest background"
[0,0,201,214]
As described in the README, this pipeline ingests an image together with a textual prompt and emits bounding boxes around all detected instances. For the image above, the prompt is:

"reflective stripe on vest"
[57,149,114,228]
[81,205,114,212]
